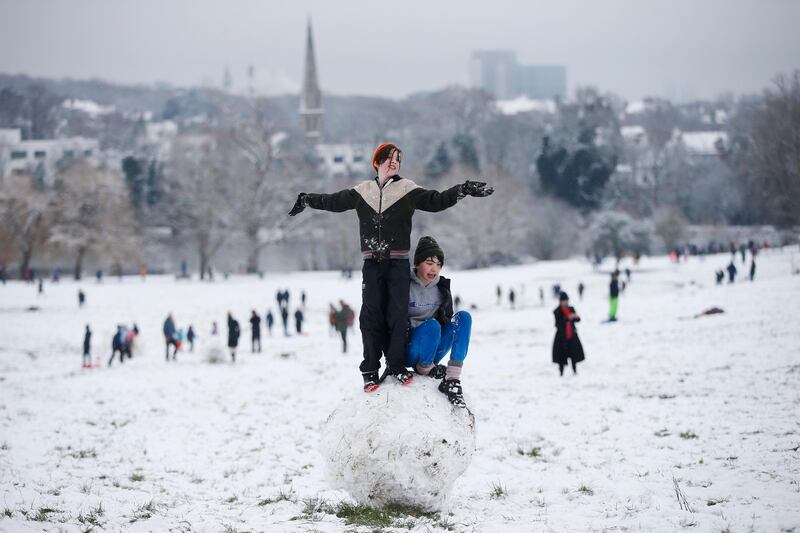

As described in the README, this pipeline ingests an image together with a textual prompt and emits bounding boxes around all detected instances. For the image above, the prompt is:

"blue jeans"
[405,311,472,368]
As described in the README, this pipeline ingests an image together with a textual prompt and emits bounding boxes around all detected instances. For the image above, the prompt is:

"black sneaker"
[363,371,380,392]
[438,379,466,408]
[391,368,414,385]
[428,364,447,379]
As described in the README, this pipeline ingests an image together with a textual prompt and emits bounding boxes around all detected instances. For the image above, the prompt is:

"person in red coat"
[552,292,585,376]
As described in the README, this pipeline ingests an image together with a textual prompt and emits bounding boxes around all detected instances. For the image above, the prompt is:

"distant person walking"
[280,306,289,336]
[82,325,92,367]
[727,261,737,284]
[294,308,304,334]
[227,312,241,362]
[552,292,585,376]
[608,271,620,322]
[108,325,126,366]
[336,301,355,353]
[78,289,86,308]
[249,310,262,352]
[266,310,274,336]
[749,258,756,282]
[163,313,178,361]
[496,285,502,305]
[577,282,585,301]
[187,325,196,352]
[508,288,516,309]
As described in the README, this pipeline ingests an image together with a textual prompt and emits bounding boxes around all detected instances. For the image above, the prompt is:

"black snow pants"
[359,258,410,374]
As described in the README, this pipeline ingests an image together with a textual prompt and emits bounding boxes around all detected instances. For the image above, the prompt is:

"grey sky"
[1,0,798,102]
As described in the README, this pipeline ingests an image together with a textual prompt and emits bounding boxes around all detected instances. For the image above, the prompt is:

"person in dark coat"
[577,282,585,300]
[108,325,126,366]
[749,258,756,281]
[715,269,725,285]
[727,261,737,283]
[335,301,355,353]
[82,325,92,367]
[280,306,289,336]
[187,325,196,352]
[288,143,493,390]
[163,313,178,361]
[249,310,261,352]
[266,310,274,336]
[508,288,516,309]
[552,292,584,376]
[78,289,86,308]
[227,312,241,362]
[294,308,304,334]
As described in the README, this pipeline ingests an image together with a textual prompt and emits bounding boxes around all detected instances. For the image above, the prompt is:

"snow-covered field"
[1,250,799,532]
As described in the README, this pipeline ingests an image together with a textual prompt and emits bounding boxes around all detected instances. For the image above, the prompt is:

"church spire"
[300,17,323,141]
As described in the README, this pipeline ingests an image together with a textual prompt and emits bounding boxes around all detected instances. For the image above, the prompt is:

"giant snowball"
[321,377,476,511]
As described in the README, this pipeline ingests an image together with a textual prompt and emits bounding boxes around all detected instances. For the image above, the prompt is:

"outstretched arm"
[288,189,359,216]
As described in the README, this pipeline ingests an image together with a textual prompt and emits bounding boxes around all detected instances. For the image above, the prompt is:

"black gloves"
[458,180,494,199]
[288,193,309,216]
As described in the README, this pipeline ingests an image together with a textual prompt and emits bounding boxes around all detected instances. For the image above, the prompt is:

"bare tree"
[421,164,528,268]
[0,175,57,277]
[748,71,800,227]
[222,102,304,273]
[653,207,688,252]
[169,132,231,279]
[50,160,140,279]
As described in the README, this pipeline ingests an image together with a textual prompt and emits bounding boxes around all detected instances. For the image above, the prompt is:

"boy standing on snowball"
[288,143,493,392]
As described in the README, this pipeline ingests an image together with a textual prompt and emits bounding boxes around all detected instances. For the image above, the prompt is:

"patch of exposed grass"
[68,448,97,459]
[225,495,238,504]
[680,431,699,440]
[654,428,671,437]
[517,446,542,458]
[129,473,145,482]
[258,487,296,505]
[31,506,61,521]
[577,484,594,496]
[3,507,12,517]
[292,499,449,530]
[77,502,105,527]
[335,502,440,530]
[129,500,157,523]
[0,442,9,451]
[706,497,729,506]
[489,481,508,499]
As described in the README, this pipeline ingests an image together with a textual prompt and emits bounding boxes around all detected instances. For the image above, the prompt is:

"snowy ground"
[1,249,799,532]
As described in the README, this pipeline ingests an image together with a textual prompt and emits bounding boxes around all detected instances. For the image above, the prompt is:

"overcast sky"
[1,0,799,102]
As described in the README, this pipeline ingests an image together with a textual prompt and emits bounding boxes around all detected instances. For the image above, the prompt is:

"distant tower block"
[300,17,324,141]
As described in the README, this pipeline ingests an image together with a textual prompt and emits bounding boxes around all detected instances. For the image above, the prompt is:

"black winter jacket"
[306,176,461,257]
[433,276,455,326]
[552,306,585,365]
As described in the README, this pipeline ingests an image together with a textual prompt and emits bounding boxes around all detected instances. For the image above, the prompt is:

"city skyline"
[1,0,799,102]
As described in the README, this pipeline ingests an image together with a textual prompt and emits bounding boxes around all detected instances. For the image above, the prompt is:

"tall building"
[470,50,567,100]
[300,18,324,141]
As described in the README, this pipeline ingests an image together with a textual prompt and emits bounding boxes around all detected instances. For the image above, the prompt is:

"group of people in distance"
[289,143,494,407]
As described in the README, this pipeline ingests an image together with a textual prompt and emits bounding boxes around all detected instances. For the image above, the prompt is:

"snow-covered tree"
[168,131,231,280]
[0,175,57,276]
[50,160,139,279]
[590,210,652,260]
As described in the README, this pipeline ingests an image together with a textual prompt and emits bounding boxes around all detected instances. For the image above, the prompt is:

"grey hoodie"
[408,270,443,328]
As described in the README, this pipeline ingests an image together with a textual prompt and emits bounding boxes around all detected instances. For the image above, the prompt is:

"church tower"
[300,17,324,141]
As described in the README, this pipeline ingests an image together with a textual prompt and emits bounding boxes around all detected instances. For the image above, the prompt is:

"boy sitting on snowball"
[406,236,472,408]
